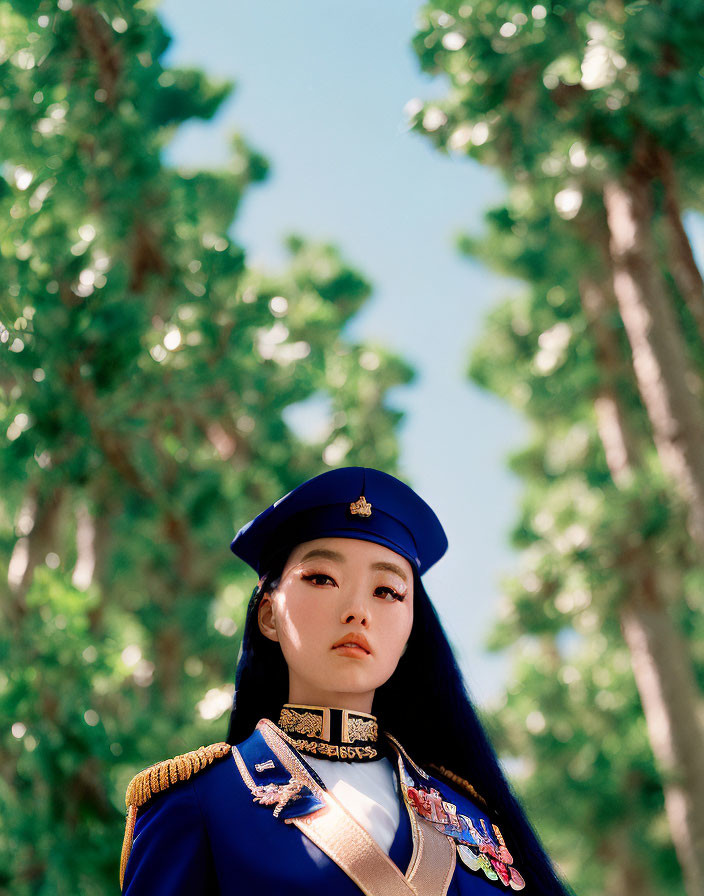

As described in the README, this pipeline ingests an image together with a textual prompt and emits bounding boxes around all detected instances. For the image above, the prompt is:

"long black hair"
[227,551,575,896]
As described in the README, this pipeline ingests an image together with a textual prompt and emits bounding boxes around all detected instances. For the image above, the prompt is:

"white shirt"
[305,755,401,855]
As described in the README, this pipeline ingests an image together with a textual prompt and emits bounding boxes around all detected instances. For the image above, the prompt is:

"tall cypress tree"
[408,3,704,894]
[466,188,702,896]
[0,3,412,892]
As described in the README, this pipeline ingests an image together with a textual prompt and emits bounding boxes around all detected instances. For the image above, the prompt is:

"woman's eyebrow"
[371,561,408,583]
[298,549,408,583]
[299,548,345,563]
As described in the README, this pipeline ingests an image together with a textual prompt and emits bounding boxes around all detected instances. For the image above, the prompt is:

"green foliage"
[464,196,701,896]
[410,0,704,184]
[1,570,124,893]
[0,3,411,892]
[411,2,704,894]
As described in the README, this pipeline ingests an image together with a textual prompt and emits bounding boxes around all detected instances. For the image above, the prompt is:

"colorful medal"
[396,751,526,891]
[509,867,527,890]
[478,853,499,880]
[492,821,514,864]
[456,843,482,871]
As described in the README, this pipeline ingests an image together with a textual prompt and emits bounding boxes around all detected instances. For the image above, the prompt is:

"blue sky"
[160,0,526,706]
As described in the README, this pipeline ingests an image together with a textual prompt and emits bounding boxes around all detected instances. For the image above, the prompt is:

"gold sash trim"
[254,720,456,896]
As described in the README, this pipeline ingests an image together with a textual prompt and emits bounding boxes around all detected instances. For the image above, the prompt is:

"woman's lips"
[332,644,370,658]
[332,633,371,654]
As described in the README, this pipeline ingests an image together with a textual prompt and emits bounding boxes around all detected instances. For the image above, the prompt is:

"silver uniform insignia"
[251,777,306,818]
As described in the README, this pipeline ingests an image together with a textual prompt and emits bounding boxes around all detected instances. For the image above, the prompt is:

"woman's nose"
[340,585,369,626]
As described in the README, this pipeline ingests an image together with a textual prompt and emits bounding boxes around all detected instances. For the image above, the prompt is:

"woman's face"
[257,536,414,713]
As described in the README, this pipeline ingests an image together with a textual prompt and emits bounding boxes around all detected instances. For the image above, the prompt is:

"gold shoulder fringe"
[120,742,231,890]
[124,741,232,809]
[429,763,488,809]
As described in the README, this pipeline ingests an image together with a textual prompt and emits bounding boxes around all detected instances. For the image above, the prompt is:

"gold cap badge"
[349,495,372,517]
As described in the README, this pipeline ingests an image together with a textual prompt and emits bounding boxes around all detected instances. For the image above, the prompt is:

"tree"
[410,0,704,550]
[0,3,412,892]
[466,186,702,896]
[408,2,704,893]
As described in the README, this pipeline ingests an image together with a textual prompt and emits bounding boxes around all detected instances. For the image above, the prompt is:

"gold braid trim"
[429,764,488,810]
[119,742,231,890]
[119,804,137,890]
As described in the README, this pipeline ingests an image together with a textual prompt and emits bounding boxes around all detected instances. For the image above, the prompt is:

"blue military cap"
[230,466,448,577]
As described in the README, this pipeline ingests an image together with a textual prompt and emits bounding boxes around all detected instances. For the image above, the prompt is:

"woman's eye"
[302,573,404,601]
[376,586,405,603]
[303,573,335,586]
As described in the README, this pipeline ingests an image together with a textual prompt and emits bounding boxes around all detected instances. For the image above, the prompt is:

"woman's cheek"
[277,598,326,658]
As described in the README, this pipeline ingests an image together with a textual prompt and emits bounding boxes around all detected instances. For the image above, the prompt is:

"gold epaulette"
[429,763,488,809]
[120,742,231,890]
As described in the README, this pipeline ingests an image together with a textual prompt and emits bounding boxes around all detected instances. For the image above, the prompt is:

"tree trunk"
[580,276,704,896]
[603,171,704,551]
[7,485,64,618]
[620,579,704,896]
[72,499,98,591]
[657,149,704,345]
[597,827,663,896]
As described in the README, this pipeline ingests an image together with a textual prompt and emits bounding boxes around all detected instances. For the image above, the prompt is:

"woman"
[120,466,573,895]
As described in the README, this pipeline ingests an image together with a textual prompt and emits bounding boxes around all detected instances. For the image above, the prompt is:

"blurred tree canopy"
[409,2,704,896]
[0,2,412,893]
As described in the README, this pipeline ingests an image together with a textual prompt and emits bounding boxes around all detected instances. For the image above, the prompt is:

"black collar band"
[277,703,381,762]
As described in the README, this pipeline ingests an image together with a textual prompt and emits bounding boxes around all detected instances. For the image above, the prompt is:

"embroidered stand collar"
[276,703,381,761]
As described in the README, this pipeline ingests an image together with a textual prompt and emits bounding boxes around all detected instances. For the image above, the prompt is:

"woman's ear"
[257,593,279,642]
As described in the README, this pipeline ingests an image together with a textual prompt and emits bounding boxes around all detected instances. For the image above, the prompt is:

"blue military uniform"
[120,467,529,894]
[120,711,527,894]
